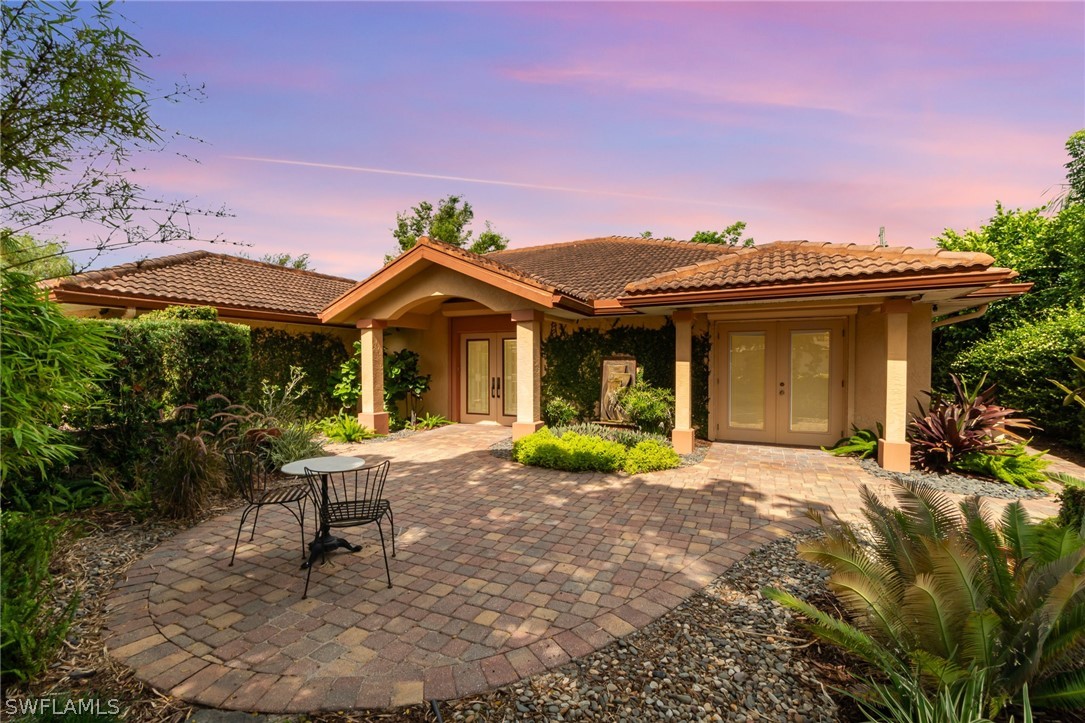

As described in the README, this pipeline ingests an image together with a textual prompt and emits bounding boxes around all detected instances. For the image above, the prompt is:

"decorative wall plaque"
[600,356,636,422]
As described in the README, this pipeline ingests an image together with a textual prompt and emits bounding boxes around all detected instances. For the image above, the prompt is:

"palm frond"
[901,572,959,658]
[1001,503,1035,571]
[960,609,1000,671]
[1040,601,1085,671]
[1027,668,1085,710]
[896,479,962,540]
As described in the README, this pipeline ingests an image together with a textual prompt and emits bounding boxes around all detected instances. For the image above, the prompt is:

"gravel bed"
[489,437,711,468]
[446,531,838,723]
[858,458,1048,499]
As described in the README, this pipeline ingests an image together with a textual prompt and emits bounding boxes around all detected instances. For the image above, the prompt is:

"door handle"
[496,377,501,397]
[491,377,496,398]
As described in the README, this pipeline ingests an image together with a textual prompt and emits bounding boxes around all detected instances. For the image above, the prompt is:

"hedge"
[950,307,1085,447]
[250,328,350,418]
[69,317,251,479]
[541,321,710,436]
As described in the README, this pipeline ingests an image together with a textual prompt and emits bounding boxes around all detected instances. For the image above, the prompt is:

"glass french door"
[715,320,845,447]
[460,334,517,424]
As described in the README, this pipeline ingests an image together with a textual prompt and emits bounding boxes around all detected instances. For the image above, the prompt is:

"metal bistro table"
[281,455,367,570]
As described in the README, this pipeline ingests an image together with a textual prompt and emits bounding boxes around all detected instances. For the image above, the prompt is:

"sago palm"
[765,481,1085,714]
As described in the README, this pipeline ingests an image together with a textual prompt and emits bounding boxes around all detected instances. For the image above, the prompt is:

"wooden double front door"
[713,320,846,447]
[459,332,517,424]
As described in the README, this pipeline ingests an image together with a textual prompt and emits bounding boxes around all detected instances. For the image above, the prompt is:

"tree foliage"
[690,221,755,247]
[0,232,73,281]
[1,0,228,268]
[1063,129,1085,208]
[257,252,312,270]
[389,195,509,260]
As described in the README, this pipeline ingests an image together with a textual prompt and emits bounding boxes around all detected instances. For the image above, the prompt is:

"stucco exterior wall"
[853,303,933,432]
[386,316,452,420]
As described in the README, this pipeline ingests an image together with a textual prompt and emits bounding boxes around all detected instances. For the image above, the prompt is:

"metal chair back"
[224,449,269,504]
[305,460,390,528]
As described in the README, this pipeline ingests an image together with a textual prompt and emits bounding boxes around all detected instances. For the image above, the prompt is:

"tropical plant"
[1050,472,1085,531]
[256,365,310,425]
[824,424,882,459]
[616,370,676,434]
[0,511,78,685]
[318,413,376,443]
[384,349,431,424]
[908,374,1035,472]
[263,423,324,470]
[407,413,451,430]
[1,265,116,508]
[764,482,1085,714]
[952,444,1050,489]
[1050,354,1085,408]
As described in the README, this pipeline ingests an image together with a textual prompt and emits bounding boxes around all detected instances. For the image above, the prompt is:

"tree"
[690,221,755,247]
[0,232,73,280]
[1,1,229,271]
[1065,129,1085,206]
[247,252,312,270]
[389,195,508,260]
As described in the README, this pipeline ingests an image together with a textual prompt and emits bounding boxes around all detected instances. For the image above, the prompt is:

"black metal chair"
[224,450,311,566]
[302,460,395,597]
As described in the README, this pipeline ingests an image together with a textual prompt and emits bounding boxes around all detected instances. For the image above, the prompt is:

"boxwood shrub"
[950,308,1085,447]
[513,427,682,475]
[623,440,681,474]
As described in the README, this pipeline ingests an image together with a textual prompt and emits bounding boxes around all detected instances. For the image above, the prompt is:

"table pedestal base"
[301,534,362,569]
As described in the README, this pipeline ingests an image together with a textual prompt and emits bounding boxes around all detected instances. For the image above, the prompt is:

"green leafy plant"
[250,327,349,418]
[543,396,578,427]
[622,439,681,474]
[256,365,310,426]
[318,413,376,443]
[1050,472,1085,531]
[552,423,670,450]
[909,374,1035,473]
[384,348,431,424]
[824,424,882,459]
[1050,354,1085,408]
[140,305,219,321]
[407,413,451,430]
[952,444,1050,489]
[1,266,116,509]
[617,370,676,434]
[1,511,78,685]
[263,422,324,470]
[764,482,1085,714]
[513,428,627,472]
[154,424,226,521]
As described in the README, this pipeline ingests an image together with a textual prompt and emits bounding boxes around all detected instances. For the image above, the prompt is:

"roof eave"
[617,269,1020,308]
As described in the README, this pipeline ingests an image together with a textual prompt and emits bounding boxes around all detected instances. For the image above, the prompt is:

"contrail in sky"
[227,155,731,208]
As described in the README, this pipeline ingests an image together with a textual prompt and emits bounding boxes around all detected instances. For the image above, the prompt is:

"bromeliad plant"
[824,424,883,460]
[909,374,1035,473]
[764,482,1085,715]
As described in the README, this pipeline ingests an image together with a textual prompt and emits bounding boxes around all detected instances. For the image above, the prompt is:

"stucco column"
[878,300,911,472]
[511,309,543,440]
[672,309,695,454]
[356,319,389,435]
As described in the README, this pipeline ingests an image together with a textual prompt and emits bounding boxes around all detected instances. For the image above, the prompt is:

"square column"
[672,309,695,454]
[511,309,543,440]
[356,319,389,434]
[878,300,911,471]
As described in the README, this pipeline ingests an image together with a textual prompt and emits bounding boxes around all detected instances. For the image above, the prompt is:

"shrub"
[154,427,225,521]
[263,422,324,470]
[250,327,349,418]
[952,444,1050,489]
[1,511,78,685]
[765,482,1085,714]
[952,307,1085,446]
[255,365,310,426]
[617,371,676,434]
[407,413,451,430]
[333,345,432,421]
[541,322,711,435]
[823,425,881,459]
[141,305,219,321]
[0,268,115,508]
[908,374,1035,472]
[551,423,670,449]
[513,428,626,472]
[318,413,376,443]
[623,440,681,474]
[543,396,578,427]
[1051,472,1085,530]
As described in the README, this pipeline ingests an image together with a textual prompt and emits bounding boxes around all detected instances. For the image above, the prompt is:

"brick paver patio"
[103,425,1062,713]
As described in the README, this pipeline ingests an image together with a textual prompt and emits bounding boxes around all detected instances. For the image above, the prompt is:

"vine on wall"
[541,321,711,436]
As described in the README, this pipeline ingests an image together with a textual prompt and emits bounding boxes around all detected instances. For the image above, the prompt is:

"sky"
[62,1,1085,279]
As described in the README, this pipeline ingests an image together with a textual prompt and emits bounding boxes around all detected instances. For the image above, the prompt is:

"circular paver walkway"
[103,425,1061,712]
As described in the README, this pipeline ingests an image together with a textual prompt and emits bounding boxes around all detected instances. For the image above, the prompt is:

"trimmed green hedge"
[951,308,1085,446]
[541,321,710,436]
[250,328,349,418]
[512,427,682,475]
[70,317,251,480]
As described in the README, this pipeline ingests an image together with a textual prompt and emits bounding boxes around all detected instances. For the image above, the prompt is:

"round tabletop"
[281,455,366,477]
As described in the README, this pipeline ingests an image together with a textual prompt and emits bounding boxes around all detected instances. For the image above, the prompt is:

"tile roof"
[622,241,998,295]
[489,236,728,300]
[49,251,357,316]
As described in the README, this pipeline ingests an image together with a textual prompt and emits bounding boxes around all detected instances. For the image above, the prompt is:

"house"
[51,237,1029,472]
